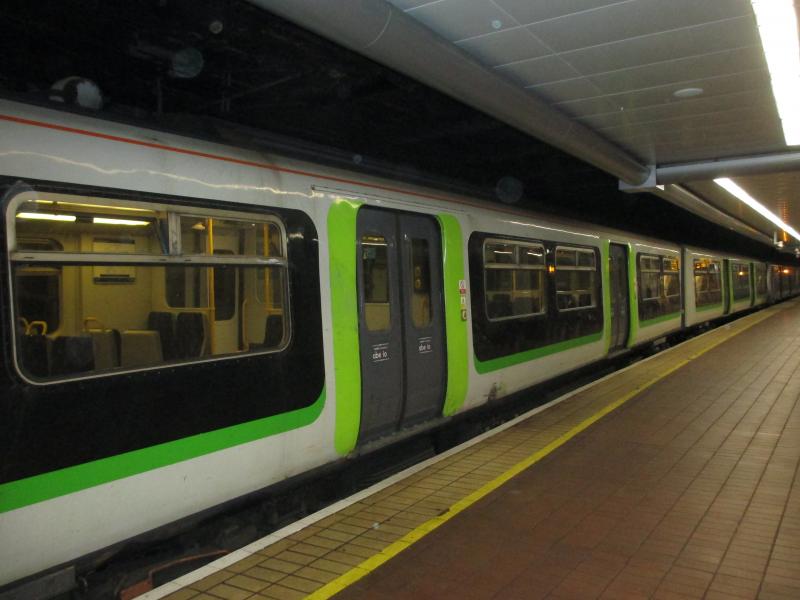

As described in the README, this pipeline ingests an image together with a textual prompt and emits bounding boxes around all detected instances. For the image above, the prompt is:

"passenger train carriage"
[0,99,796,594]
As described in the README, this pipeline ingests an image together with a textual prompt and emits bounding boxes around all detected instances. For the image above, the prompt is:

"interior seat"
[176,312,206,358]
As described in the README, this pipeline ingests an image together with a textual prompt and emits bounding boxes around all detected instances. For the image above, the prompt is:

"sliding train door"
[356,207,446,444]
[608,243,630,350]
[722,259,731,314]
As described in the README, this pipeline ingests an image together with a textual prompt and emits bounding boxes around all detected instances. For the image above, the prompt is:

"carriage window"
[484,239,546,320]
[638,252,681,321]
[639,255,661,301]
[694,258,722,307]
[410,239,432,328]
[732,262,751,301]
[755,263,767,296]
[8,192,289,381]
[362,234,390,331]
[555,247,597,311]
[663,257,680,298]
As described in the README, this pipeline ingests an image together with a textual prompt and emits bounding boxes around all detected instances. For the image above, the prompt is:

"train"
[1,98,798,596]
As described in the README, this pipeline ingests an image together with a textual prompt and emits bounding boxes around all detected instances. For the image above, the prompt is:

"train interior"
[10,192,288,380]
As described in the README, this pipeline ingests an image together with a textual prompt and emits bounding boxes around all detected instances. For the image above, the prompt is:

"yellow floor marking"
[306,306,783,599]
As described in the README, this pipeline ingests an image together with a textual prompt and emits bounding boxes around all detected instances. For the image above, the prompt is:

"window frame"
[731,261,751,301]
[554,245,598,313]
[662,257,680,299]
[360,231,392,333]
[469,231,604,364]
[409,237,433,329]
[638,253,663,301]
[636,251,682,322]
[693,257,723,308]
[483,237,547,322]
[6,190,292,385]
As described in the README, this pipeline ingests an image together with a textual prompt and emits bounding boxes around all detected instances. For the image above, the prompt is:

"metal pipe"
[657,151,800,184]
[653,185,773,245]
[247,0,651,186]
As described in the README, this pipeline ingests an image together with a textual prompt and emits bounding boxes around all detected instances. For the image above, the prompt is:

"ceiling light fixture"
[17,212,77,222]
[714,177,800,241]
[92,217,149,226]
[55,201,154,212]
[750,0,800,145]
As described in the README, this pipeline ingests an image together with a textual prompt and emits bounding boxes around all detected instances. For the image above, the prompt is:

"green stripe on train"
[0,389,325,513]
[696,302,723,313]
[627,243,639,348]
[639,311,682,327]
[601,240,612,354]
[473,331,603,374]
[328,199,363,455]
[438,214,469,416]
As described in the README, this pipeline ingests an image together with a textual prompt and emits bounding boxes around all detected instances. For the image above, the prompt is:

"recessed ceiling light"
[714,177,800,241]
[751,0,800,145]
[673,87,704,98]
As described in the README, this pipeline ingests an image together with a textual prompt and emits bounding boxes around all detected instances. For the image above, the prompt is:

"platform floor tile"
[335,302,800,599]
[158,301,799,599]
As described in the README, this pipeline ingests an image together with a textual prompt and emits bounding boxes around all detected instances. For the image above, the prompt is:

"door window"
[361,234,391,331]
[694,258,722,307]
[410,238,432,328]
[732,262,750,301]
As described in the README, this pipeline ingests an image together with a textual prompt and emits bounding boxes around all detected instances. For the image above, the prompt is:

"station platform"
[143,300,800,600]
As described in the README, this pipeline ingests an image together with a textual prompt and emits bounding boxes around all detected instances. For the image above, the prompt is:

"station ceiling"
[2,0,798,259]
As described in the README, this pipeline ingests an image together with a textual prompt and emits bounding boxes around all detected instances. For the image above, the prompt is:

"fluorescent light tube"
[715,177,800,240]
[17,212,76,222]
[92,217,149,226]
[751,0,800,145]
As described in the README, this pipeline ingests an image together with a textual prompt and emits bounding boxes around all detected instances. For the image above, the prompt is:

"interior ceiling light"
[92,217,149,226]
[715,177,800,241]
[54,201,153,212]
[17,212,76,222]
[750,0,800,145]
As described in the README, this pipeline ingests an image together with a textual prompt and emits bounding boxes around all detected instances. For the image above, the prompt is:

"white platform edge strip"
[136,313,763,599]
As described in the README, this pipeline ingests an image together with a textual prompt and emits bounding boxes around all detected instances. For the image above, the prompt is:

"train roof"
[0,99,776,264]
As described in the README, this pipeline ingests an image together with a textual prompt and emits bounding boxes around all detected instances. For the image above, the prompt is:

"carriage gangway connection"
[139,300,800,600]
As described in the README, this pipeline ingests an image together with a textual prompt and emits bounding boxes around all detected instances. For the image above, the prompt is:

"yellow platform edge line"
[305,307,779,599]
